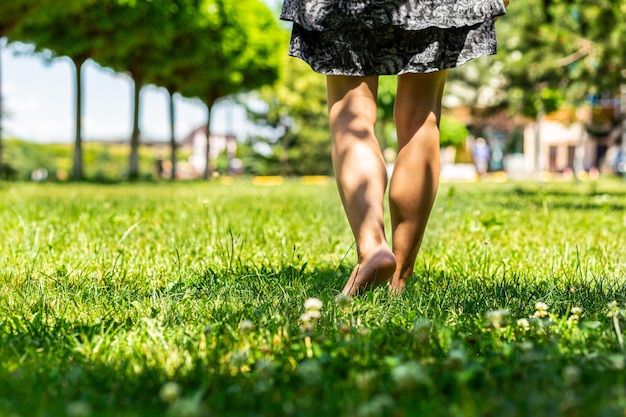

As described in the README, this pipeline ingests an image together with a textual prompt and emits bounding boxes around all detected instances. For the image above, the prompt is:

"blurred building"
[180,126,238,177]
[522,96,623,176]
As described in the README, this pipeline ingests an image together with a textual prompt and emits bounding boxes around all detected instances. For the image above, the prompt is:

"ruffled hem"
[288,19,498,76]
[281,0,507,32]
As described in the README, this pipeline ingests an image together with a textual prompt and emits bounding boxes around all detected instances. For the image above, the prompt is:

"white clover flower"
[238,319,255,334]
[571,307,583,315]
[568,314,580,323]
[300,312,312,323]
[445,348,467,369]
[301,309,321,322]
[391,361,431,390]
[534,302,549,318]
[159,381,182,403]
[304,297,324,311]
[309,310,322,320]
[517,318,530,330]
[486,309,510,329]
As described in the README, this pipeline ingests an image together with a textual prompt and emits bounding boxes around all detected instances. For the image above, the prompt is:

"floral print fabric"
[281,0,506,76]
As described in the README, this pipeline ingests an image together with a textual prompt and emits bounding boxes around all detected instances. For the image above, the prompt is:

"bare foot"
[388,269,413,294]
[341,247,396,296]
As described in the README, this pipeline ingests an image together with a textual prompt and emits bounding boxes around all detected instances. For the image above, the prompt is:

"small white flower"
[304,297,323,311]
[238,319,254,334]
[300,312,312,323]
[571,307,583,315]
[300,310,321,323]
[517,318,530,330]
[486,309,510,329]
[534,302,549,318]
[445,348,467,369]
[391,361,430,390]
[306,310,321,320]
[159,381,182,403]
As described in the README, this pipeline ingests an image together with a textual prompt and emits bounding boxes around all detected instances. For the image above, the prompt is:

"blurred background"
[1,0,625,182]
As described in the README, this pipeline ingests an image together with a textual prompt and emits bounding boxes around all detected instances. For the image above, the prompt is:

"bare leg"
[389,71,448,293]
[327,75,397,296]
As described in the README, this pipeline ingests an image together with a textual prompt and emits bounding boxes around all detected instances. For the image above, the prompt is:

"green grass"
[1,178,626,417]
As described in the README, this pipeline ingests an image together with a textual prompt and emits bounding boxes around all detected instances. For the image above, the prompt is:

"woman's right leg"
[389,70,448,292]
[327,75,397,296]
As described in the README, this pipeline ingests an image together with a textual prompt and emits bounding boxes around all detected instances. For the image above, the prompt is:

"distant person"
[281,0,508,295]
[155,158,165,179]
[473,137,491,176]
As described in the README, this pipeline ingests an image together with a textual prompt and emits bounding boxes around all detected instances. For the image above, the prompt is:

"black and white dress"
[280,0,507,76]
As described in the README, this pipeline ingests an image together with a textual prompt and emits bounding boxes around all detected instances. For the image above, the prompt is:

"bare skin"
[327,71,448,295]
[389,71,448,292]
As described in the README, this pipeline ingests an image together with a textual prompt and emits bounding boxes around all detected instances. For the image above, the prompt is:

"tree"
[246,54,331,176]
[181,0,283,179]
[94,0,185,180]
[0,0,36,175]
[494,0,626,116]
[144,0,202,180]
[11,0,114,180]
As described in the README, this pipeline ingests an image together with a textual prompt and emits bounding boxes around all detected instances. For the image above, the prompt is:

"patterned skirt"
[280,0,507,76]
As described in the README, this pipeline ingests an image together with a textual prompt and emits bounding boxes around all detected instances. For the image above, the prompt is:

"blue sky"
[1,34,257,144]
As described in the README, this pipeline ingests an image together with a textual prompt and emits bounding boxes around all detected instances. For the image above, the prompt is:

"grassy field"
[1,178,626,417]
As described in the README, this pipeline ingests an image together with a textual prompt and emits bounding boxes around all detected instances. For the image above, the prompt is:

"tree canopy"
[494,0,626,117]
[3,0,283,179]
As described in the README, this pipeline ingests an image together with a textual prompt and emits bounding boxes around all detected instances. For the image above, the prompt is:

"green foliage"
[246,55,332,176]
[0,0,35,38]
[1,180,626,416]
[495,0,626,116]
[439,116,469,148]
[183,0,284,103]
[1,139,172,181]
[376,76,398,149]
[6,0,283,180]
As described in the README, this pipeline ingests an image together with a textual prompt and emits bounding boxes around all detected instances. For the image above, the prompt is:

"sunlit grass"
[1,178,626,417]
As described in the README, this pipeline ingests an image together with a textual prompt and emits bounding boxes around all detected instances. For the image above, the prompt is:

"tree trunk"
[72,57,86,181]
[0,38,4,175]
[203,98,216,180]
[129,76,142,180]
[168,88,177,180]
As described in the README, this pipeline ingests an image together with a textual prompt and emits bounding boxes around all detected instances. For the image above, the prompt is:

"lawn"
[1,178,625,417]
